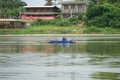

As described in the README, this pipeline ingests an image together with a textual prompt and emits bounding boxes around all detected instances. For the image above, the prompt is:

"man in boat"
[62,37,67,43]
[49,37,75,44]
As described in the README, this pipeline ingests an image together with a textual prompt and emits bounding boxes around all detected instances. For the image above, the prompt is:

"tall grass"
[0,25,120,34]
[83,26,120,34]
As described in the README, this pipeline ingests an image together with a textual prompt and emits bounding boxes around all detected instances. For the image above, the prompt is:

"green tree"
[86,3,120,28]
[90,0,120,5]
[107,0,120,7]
[45,0,53,6]
[90,0,107,4]
[0,0,26,18]
[107,0,120,3]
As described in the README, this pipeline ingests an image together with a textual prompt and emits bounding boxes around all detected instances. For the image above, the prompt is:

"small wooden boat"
[49,40,75,44]
[49,37,75,44]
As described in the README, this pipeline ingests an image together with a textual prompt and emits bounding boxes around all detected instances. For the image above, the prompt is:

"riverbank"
[0,34,120,37]
[0,25,120,34]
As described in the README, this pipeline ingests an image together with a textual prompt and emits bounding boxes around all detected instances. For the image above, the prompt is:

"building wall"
[25,8,55,12]
[22,6,60,20]
[61,2,86,18]
[22,15,56,20]
[62,4,86,13]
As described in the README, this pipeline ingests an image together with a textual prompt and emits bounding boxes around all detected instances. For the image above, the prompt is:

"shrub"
[31,19,58,26]
[56,19,71,26]
[31,19,43,26]
[78,14,83,20]
[43,20,57,25]
[88,16,108,28]
[68,17,79,25]
[83,26,102,33]
[102,27,119,34]
[31,17,82,27]
[86,3,120,28]
[56,15,62,20]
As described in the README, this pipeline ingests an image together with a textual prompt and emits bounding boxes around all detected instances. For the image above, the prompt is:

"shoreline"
[0,34,120,37]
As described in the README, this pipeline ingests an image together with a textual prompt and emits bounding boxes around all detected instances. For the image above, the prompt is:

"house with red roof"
[22,6,60,20]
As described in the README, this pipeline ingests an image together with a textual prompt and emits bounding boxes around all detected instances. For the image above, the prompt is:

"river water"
[0,35,120,80]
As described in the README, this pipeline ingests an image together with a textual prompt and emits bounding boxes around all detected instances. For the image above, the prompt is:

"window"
[34,9,37,12]
[71,5,75,9]
[64,5,68,9]
[28,9,34,12]
[78,5,82,9]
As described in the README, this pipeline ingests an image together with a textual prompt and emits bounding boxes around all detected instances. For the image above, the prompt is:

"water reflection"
[0,36,120,80]
[0,43,119,56]
[91,72,120,80]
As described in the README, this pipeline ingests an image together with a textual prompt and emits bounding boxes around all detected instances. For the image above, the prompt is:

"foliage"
[86,3,120,28]
[102,27,120,34]
[68,17,79,25]
[83,26,120,34]
[56,15,63,20]
[83,26,102,33]
[45,0,53,6]
[106,0,120,4]
[90,0,120,7]
[32,19,58,25]
[56,19,71,26]
[32,17,79,27]
[90,0,120,4]
[0,0,26,18]
[86,3,116,20]
[78,14,83,20]
[31,19,42,26]
[0,25,120,34]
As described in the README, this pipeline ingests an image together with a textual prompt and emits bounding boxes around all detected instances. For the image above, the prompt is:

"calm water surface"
[0,35,120,80]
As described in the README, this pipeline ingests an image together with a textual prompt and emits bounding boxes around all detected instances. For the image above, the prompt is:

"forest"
[0,0,26,18]
[85,0,120,28]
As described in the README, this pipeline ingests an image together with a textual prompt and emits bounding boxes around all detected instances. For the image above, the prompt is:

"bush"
[31,19,43,26]
[86,3,120,28]
[68,17,79,25]
[43,20,57,25]
[31,17,81,27]
[84,26,102,33]
[31,19,58,26]
[88,16,108,28]
[56,15,62,20]
[56,19,71,26]
[78,14,83,20]
[102,27,119,34]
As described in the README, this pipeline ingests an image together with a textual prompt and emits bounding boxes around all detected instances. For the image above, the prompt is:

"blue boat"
[49,37,75,44]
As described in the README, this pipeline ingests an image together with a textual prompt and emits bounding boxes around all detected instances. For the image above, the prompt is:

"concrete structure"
[61,1,86,18]
[0,19,26,28]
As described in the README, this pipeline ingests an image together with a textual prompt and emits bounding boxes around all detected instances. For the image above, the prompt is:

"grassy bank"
[0,25,120,34]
